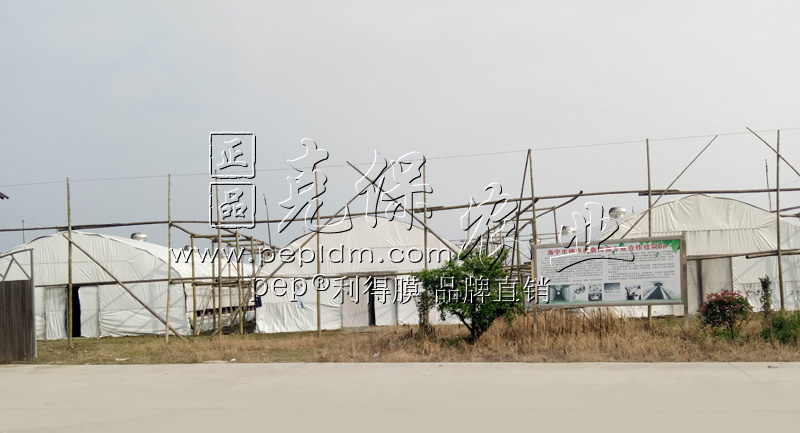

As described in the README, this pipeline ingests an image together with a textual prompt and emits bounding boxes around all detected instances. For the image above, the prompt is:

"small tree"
[412,250,524,342]
[698,290,752,340]
[758,276,773,341]
[415,287,435,338]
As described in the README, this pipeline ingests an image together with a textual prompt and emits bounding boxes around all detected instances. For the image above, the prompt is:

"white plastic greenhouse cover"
[605,194,800,316]
[0,231,199,339]
[255,216,462,333]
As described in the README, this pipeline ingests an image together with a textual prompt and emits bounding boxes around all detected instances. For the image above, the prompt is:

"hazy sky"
[2,1,800,253]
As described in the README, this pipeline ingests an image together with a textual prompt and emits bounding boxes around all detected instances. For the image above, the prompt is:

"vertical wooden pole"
[227,248,233,331]
[420,159,428,328]
[777,130,785,310]
[528,150,538,336]
[315,170,322,337]
[191,236,197,334]
[66,178,73,345]
[423,159,428,271]
[250,237,257,328]
[681,234,689,333]
[165,174,172,342]
[215,172,223,339]
[514,151,530,286]
[236,232,243,334]
[211,239,217,330]
[646,139,653,327]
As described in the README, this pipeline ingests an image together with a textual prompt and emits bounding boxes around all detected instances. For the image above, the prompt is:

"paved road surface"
[1,363,799,432]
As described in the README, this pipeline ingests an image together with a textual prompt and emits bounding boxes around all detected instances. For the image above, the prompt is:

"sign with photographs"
[534,237,684,308]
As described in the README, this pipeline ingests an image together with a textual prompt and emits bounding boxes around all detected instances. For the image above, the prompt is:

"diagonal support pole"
[212,159,405,335]
[61,234,187,341]
[619,135,718,239]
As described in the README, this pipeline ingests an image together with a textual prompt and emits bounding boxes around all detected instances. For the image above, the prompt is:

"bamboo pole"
[211,238,217,330]
[777,130,785,310]
[765,159,773,211]
[646,139,653,327]
[528,150,538,335]
[191,236,197,334]
[236,231,243,334]
[423,159,428,271]
[165,174,172,342]
[619,135,718,240]
[747,127,800,179]
[513,151,530,286]
[66,178,73,345]
[315,170,322,338]
[8,184,800,235]
[212,159,440,335]
[250,236,256,327]
[62,234,186,340]
[347,162,459,256]
[215,174,223,339]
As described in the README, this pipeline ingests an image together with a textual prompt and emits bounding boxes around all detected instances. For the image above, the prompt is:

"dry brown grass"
[23,311,800,364]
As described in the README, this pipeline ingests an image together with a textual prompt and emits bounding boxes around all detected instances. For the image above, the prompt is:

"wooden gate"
[0,279,36,362]
[0,248,36,362]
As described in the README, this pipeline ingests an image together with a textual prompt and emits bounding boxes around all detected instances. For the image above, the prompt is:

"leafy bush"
[759,276,773,340]
[698,290,752,340]
[415,286,435,338]
[762,310,800,344]
[412,250,524,342]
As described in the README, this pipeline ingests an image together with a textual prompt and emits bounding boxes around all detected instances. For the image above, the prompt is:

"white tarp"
[255,216,461,333]
[606,194,800,316]
[0,231,198,339]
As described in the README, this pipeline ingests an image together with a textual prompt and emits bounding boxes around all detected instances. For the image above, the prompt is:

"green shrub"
[762,310,800,344]
[698,290,752,340]
[759,276,773,340]
[412,250,524,342]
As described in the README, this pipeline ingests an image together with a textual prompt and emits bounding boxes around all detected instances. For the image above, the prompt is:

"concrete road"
[1,362,799,432]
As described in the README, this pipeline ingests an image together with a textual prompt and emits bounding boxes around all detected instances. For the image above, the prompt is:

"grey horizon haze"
[2,0,800,253]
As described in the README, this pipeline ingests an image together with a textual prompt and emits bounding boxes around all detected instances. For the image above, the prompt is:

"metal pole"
[67,178,73,345]
[165,174,172,342]
[315,170,322,337]
[21,220,25,243]
[777,130,785,310]
[646,139,653,326]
